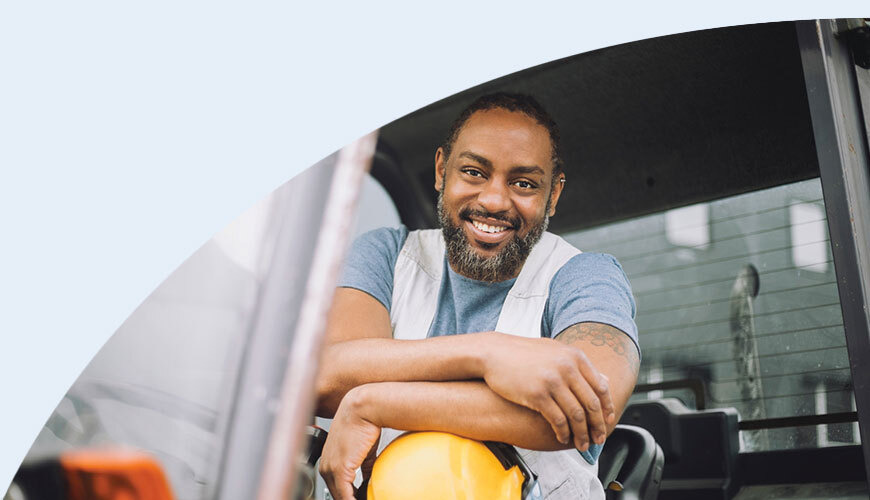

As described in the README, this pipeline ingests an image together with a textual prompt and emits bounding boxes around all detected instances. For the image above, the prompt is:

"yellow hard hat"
[366,432,541,500]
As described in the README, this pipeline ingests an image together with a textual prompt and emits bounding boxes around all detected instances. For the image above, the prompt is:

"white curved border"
[1,2,868,492]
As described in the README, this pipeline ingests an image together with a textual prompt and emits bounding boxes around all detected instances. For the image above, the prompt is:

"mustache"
[458,207,521,230]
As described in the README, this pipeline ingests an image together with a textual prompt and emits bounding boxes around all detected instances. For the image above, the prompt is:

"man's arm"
[316,288,495,416]
[319,323,639,500]
[555,322,640,434]
[317,289,616,449]
[338,318,643,449]
[319,380,579,500]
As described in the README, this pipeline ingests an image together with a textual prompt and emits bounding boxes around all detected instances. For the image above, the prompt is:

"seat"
[597,424,664,500]
[619,398,741,499]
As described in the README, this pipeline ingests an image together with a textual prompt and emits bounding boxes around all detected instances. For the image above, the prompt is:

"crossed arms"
[315,288,640,499]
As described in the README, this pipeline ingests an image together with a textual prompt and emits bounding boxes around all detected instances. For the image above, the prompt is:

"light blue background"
[1,1,866,492]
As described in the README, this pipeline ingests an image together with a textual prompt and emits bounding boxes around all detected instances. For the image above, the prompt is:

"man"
[316,93,640,499]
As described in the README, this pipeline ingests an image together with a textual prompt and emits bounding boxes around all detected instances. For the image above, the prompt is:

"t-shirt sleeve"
[337,226,408,312]
[543,252,639,354]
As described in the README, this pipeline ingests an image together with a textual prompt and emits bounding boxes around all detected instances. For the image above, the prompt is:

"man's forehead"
[451,109,555,169]
[459,108,546,133]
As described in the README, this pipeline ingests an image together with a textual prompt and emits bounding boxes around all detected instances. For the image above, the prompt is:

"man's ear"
[434,147,446,191]
[548,173,566,217]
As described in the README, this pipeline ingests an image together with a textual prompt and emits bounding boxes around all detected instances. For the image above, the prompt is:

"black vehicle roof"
[375,21,819,233]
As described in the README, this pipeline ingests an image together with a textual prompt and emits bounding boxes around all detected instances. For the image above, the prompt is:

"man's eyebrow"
[510,165,546,176]
[457,151,492,168]
[456,152,545,176]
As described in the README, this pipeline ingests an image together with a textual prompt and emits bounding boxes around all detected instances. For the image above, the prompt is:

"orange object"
[59,450,174,500]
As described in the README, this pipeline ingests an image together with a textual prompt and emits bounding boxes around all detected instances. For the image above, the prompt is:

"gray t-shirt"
[338,226,639,463]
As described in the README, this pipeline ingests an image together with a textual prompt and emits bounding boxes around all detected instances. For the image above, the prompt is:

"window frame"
[797,19,870,486]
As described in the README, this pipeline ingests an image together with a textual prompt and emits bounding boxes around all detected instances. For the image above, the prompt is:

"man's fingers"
[320,467,336,500]
[360,441,378,482]
[320,461,355,500]
[536,397,571,445]
[331,477,355,500]
[566,375,607,445]
[571,348,610,394]
[550,386,590,451]
[319,464,336,500]
[572,351,616,430]
[599,374,616,425]
[337,483,355,500]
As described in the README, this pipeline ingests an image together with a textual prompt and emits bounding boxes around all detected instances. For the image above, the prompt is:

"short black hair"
[440,92,563,176]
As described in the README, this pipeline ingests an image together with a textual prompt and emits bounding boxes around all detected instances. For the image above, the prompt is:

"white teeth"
[472,220,507,234]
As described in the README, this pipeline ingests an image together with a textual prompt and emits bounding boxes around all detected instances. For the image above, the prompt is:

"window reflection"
[789,202,829,273]
[562,179,853,452]
[665,203,711,250]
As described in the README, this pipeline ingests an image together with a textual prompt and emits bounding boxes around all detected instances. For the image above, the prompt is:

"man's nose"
[477,178,512,214]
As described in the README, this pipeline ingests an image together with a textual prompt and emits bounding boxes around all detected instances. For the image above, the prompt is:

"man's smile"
[471,220,508,233]
[459,210,519,246]
[465,218,513,245]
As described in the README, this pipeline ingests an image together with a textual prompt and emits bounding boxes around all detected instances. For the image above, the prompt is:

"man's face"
[434,108,565,282]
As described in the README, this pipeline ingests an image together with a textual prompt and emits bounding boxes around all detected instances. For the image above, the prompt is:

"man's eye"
[462,168,483,177]
[514,180,536,189]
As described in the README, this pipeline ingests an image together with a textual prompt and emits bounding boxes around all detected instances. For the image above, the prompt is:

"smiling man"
[316,93,640,500]
[436,103,559,283]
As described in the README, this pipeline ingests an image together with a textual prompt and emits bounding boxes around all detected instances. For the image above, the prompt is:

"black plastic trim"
[738,411,858,431]
[739,445,866,484]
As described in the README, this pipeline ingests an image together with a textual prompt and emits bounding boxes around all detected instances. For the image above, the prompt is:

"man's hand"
[479,332,614,451]
[319,387,381,500]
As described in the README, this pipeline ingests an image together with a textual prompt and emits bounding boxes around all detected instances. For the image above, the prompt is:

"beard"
[437,187,549,282]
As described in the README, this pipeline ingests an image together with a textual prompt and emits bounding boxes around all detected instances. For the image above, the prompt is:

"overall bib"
[383,229,605,500]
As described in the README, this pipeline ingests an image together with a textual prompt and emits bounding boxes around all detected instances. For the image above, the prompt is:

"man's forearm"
[344,380,577,452]
[316,333,494,417]
[317,325,635,451]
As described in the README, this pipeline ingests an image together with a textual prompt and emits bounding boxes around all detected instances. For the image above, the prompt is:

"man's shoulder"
[351,225,411,259]
[339,226,412,312]
[553,251,629,285]
[546,247,634,316]
[357,225,411,243]
[543,248,638,344]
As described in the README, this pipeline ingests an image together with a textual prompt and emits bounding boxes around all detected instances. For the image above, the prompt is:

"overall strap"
[494,232,581,337]
[390,229,444,340]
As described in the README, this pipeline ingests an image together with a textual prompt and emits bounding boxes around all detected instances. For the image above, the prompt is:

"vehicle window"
[352,174,402,236]
[562,178,858,452]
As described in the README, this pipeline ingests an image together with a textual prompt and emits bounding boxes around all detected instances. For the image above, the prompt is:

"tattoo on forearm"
[557,322,640,374]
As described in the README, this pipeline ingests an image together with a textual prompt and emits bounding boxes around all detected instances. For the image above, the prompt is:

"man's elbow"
[314,349,342,418]
[314,376,340,418]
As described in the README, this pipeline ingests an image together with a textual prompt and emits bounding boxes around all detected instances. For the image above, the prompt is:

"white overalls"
[383,229,605,500]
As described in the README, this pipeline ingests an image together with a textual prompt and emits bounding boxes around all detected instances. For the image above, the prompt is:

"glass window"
[351,175,401,237]
[562,178,856,452]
